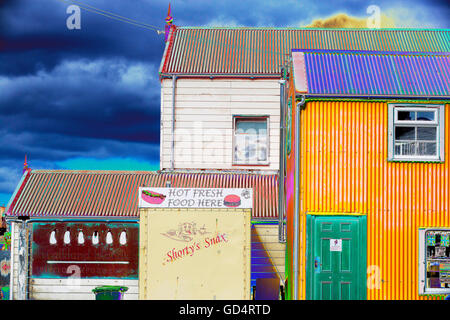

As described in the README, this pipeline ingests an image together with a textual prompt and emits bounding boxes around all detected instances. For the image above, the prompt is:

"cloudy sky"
[0,0,448,206]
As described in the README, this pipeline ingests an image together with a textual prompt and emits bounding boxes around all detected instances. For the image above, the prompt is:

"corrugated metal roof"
[160,27,450,75]
[292,50,450,97]
[6,170,278,219]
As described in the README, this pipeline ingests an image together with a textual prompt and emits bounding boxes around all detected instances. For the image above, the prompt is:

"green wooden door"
[306,215,366,300]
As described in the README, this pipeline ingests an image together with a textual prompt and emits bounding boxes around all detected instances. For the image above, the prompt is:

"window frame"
[232,115,270,166]
[418,228,450,295]
[388,104,445,162]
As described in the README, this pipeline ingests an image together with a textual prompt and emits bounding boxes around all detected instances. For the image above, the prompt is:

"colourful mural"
[0,236,11,300]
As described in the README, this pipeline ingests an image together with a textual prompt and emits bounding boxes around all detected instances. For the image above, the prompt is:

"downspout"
[293,95,305,300]
[171,75,177,171]
[6,217,139,300]
[278,78,286,243]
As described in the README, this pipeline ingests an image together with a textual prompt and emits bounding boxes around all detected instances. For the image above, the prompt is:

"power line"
[57,0,164,33]
[57,0,290,67]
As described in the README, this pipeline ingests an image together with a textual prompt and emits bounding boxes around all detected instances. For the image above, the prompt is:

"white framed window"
[233,116,269,165]
[388,104,445,162]
[418,228,450,295]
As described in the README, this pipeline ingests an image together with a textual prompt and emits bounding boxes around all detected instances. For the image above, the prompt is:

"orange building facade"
[284,50,450,300]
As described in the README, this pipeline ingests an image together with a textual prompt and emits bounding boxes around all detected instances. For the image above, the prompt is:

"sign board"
[139,188,253,209]
[330,239,342,252]
[139,208,251,300]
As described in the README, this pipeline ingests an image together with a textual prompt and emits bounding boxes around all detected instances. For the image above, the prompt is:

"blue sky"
[0,0,448,206]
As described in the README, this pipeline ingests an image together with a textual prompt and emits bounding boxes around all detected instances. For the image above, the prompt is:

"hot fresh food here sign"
[138,188,253,209]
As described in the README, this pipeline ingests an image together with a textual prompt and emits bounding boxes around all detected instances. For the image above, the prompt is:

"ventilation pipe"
[293,95,305,300]
[278,77,286,243]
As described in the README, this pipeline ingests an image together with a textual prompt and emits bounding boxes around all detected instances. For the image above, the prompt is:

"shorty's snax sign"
[138,188,253,209]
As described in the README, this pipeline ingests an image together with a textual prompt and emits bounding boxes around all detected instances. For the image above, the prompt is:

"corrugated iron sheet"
[6,171,278,219]
[292,50,450,97]
[293,101,450,300]
[161,27,450,75]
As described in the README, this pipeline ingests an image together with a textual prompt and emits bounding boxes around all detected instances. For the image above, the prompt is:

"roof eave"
[4,169,31,216]
[159,72,282,79]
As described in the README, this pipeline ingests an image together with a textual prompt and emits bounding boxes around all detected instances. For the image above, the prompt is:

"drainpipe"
[278,78,286,243]
[293,95,305,300]
[6,217,138,300]
[171,75,177,171]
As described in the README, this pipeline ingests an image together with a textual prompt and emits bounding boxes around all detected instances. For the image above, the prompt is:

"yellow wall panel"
[139,208,251,300]
[294,101,450,300]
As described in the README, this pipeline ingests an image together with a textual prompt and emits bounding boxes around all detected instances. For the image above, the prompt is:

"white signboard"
[330,239,342,252]
[138,188,253,209]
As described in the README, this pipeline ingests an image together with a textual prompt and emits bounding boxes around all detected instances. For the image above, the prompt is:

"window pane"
[416,111,435,121]
[417,127,436,141]
[235,120,267,135]
[417,142,437,156]
[397,111,416,121]
[395,127,415,140]
[394,141,416,156]
[234,133,267,162]
[235,118,268,163]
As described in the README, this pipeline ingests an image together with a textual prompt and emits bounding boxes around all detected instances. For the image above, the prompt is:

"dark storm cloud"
[0,0,167,76]
[0,58,160,142]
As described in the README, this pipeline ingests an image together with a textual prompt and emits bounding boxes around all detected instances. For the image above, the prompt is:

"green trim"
[251,220,279,225]
[306,215,313,299]
[387,160,445,164]
[307,212,366,216]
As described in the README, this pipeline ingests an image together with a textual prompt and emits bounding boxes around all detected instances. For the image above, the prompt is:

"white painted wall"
[30,278,138,300]
[161,78,281,171]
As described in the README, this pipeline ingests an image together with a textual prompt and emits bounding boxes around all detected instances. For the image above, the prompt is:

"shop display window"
[419,228,450,294]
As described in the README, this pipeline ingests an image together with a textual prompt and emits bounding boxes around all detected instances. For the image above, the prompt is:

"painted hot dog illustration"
[142,190,166,205]
[224,194,241,207]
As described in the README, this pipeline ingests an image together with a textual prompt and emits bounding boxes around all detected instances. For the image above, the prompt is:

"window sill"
[232,162,270,167]
[388,158,444,163]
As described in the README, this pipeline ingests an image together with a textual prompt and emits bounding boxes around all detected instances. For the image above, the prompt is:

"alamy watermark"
[66,5,81,30]
[367,5,381,29]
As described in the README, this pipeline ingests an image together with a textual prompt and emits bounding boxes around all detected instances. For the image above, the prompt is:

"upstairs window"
[388,104,445,162]
[233,116,269,165]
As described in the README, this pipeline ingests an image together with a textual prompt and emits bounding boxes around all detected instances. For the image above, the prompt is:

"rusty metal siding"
[161,27,450,75]
[6,171,278,219]
[295,100,450,300]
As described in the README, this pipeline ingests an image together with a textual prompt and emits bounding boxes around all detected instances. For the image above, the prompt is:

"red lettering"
[220,234,228,242]
[167,250,173,262]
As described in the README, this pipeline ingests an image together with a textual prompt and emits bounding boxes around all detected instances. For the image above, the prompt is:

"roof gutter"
[278,78,286,243]
[160,73,282,79]
[295,93,450,101]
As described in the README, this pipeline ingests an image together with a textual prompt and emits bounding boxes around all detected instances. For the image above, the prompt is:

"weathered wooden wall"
[160,78,281,171]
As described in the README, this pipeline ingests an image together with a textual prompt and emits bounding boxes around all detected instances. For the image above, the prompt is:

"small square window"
[388,104,445,162]
[233,116,269,165]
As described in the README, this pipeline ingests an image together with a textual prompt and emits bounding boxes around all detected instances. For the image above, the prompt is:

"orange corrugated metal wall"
[296,100,449,300]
